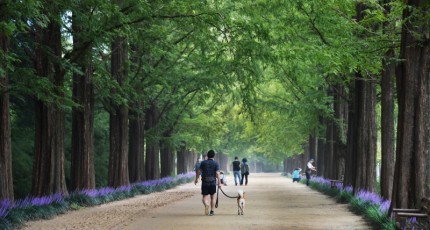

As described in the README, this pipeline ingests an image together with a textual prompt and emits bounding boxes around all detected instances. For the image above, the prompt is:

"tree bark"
[392,0,430,209]
[324,103,334,179]
[32,17,68,197]
[0,22,14,200]
[317,117,325,177]
[108,36,129,187]
[333,84,348,180]
[344,79,357,188]
[352,72,377,193]
[70,10,95,191]
[129,109,145,182]
[160,133,174,177]
[380,48,395,200]
[344,5,378,193]
[145,101,160,180]
[177,142,186,174]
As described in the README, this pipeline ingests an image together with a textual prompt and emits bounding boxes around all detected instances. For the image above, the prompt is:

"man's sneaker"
[204,205,209,215]
[209,210,214,216]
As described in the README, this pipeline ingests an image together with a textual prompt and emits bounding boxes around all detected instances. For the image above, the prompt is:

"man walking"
[306,158,317,186]
[195,150,221,216]
[232,156,241,186]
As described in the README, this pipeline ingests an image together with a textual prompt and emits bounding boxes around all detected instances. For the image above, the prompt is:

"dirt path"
[22,173,371,230]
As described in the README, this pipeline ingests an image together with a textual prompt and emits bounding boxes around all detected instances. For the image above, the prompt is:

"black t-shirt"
[199,159,220,185]
[232,160,241,171]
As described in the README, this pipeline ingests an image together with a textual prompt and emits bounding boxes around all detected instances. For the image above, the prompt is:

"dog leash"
[219,186,240,198]
[215,186,239,208]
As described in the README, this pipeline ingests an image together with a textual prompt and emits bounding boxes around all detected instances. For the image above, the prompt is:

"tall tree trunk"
[380,48,395,200]
[344,79,356,188]
[352,72,377,193]
[32,18,68,196]
[317,117,325,177]
[145,140,160,179]
[392,0,430,209]
[379,0,396,202]
[324,118,334,178]
[345,5,378,193]
[129,109,145,182]
[108,36,129,187]
[333,84,348,180]
[177,142,186,174]
[0,21,13,200]
[145,101,160,180]
[70,11,95,191]
[160,132,174,177]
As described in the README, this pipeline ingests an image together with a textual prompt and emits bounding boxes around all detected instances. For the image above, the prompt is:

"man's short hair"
[207,149,216,158]
[234,156,238,160]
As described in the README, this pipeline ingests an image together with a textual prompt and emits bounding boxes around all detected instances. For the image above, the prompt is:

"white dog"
[237,190,245,215]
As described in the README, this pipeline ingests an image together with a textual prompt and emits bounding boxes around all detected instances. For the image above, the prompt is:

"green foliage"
[337,189,354,203]
[5,0,406,199]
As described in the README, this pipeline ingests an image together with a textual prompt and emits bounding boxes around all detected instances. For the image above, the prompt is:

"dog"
[237,189,245,215]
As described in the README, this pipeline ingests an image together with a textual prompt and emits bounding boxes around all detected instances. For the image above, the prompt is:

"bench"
[330,180,343,189]
[393,197,430,230]
[330,175,344,189]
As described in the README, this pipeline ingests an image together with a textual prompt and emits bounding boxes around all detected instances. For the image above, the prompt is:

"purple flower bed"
[310,176,331,186]
[356,189,384,206]
[291,174,395,229]
[0,192,65,213]
[0,172,195,229]
[0,204,10,219]
[71,172,194,199]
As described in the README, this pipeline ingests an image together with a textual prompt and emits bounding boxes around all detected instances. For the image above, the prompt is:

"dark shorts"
[201,183,217,195]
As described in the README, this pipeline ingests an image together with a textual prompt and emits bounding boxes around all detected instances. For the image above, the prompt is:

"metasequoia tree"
[177,141,187,174]
[70,4,96,191]
[108,1,130,186]
[392,0,430,209]
[332,83,348,180]
[32,6,68,196]
[145,101,160,180]
[160,131,175,177]
[129,107,145,182]
[0,5,14,200]
[379,0,396,201]
[351,73,377,193]
[343,3,378,193]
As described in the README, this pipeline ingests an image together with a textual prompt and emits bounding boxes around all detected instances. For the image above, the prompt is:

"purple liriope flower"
[0,199,13,210]
[97,187,115,196]
[0,205,10,218]
[305,175,392,218]
[117,185,132,192]
[356,189,383,206]
[344,186,353,193]
[406,217,417,223]
[310,176,331,185]
[74,173,194,200]
[79,189,99,198]
[378,200,391,214]
[30,193,64,206]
